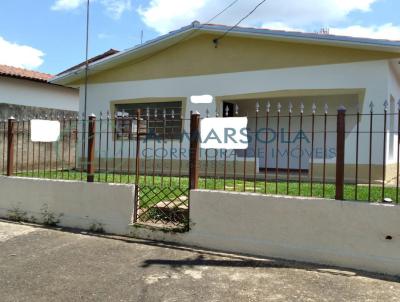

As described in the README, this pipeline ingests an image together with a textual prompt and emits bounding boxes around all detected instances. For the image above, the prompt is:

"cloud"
[51,0,131,19]
[330,23,400,41]
[138,0,378,34]
[101,0,131,19]
[97,33,112,39]
[261,22,304,32]
[0,36,44,69]
[260,22,400,41]
[51,0,86,11]
[138,0,206,34]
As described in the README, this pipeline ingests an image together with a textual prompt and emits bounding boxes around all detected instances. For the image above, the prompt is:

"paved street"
[0,220,399,302]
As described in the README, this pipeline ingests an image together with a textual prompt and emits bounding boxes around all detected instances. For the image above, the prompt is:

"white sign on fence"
[30,120,61,142]
[200,117,248,149]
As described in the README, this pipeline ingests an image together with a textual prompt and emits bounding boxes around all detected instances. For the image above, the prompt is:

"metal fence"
[1,101,399,228]
[0,116,79,179]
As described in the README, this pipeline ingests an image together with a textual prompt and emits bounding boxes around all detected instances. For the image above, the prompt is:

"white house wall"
[385,63,400,163]
[82,60,389,116]
[80,60,390,167]
[0,77,79,111]
[388,62,400,102]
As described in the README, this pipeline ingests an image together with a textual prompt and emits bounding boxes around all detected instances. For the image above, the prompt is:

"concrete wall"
[131,190,400,276]
[0,103,76,120]
[0,176,134,235]
[0,120,77,175]
[0,77,79,111]
[388,62,400,103]
[1,174,399,275]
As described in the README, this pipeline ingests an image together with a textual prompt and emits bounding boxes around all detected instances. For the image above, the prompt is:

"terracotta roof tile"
[0,64,53,82]
[57,49,119,76]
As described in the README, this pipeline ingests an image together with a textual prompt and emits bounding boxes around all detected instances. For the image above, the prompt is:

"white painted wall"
[388,62,400,102]
[387,64,400,162]
[0,176,134,235]
[0,77,79,111]
[82,60,390,118]
[78,60,398,168]
[1,174,399,275]
[131,190,400,276]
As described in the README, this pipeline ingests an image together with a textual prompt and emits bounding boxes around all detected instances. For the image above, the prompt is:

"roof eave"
[201,24,400,52]
[50,24,197,86]
[51,24,400,86]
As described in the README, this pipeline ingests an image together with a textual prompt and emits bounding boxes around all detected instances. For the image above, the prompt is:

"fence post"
[133,109,141,223]
[86,114,96,182]
[6,117,16,176]
[135,109,141,185]
[189,111,200,190]
[335,106,346,200]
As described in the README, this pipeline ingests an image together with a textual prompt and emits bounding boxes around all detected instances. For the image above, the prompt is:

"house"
[50,22,400,183]
[58,48,119,76]
[0,64,78,119]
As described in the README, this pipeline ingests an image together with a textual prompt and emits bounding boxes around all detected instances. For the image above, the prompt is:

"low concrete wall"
[0,176,134,235]
[131,190,400,276]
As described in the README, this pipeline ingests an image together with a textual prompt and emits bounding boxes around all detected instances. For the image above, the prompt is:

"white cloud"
[331,23,400,41]
[51,0,86,11]
[259,22,400,42]
[0,36,44,69]
[138,0,378,34]
[97,33,112,39]
[51,0,131,19]
[101,0,131,19]
[261,22,304,32]
[138,0,206,34]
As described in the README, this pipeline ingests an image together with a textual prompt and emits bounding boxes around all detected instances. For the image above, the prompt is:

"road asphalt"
[0,220,399,302]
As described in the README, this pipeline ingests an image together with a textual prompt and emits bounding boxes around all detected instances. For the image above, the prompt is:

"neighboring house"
[58,48,119,76]
[0,64,79,119]
[51,22,400,183]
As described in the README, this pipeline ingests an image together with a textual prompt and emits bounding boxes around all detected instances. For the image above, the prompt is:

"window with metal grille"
[114,101,183,139]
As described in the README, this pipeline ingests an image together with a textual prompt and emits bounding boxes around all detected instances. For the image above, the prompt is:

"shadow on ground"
[2,218,398,284]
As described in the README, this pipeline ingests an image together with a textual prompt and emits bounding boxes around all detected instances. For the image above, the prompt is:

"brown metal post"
[189,111,200,190]
[86,114,96,182]
[335,106,346,200]
[135,109,141,185]
[133,109,141,223]
[6,117,16,176]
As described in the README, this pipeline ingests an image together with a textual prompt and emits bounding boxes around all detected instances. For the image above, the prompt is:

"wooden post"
[133,109,141,223]
[189,111,200,190]
[87,114,96,182]
[335,106,346,200]
[6,117,15,176]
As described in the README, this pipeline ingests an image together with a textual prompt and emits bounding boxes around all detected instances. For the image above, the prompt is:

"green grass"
[14,169,400,203]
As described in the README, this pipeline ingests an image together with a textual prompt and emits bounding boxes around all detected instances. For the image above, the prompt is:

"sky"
[0,0,400,75]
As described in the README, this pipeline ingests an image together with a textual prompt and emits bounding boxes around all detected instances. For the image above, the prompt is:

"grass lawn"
[14,170,400,203]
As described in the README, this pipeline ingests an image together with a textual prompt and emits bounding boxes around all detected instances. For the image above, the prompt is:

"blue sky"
[1,0,400,75]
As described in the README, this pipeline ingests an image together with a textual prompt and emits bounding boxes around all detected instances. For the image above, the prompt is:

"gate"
[135,186,190,228]
[133,111,200,230]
